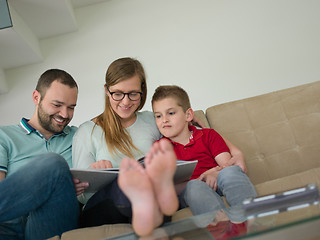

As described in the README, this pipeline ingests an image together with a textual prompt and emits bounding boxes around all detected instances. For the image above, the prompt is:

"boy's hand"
[90,160,113,169]
[198,167,221,190]
[73,178,89,196]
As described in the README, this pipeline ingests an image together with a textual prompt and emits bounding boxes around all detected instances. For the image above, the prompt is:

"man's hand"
[73,178,89,196]
[0,171,6,181]
[198,166,221,190]
[90,160,113,169]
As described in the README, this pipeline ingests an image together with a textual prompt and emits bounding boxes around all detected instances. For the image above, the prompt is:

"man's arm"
[0,171,6,181]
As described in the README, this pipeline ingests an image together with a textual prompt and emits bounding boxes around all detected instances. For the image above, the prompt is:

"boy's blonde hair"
[152,85,191,112]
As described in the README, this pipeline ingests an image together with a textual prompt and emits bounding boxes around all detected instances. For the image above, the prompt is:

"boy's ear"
[186,108,194,122]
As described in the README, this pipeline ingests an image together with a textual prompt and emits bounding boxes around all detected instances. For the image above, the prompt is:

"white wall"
[0,68,8,94]
[1,0,320,126]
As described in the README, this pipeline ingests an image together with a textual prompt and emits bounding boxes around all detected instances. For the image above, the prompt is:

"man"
[0,69,87,240]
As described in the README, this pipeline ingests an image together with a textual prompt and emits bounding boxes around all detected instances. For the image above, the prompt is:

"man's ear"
[32,90,41,105]
[186,108,194,122]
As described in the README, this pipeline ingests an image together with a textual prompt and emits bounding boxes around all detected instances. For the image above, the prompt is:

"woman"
[72,57,247,229]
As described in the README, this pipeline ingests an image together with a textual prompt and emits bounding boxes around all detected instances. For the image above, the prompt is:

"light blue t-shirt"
[0,118,77,176]
[72,111,162,204]
[73,111,161,169]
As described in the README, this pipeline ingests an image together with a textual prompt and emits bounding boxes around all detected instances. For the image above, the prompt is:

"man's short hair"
[36,69,78,99]
[152,85,191,112]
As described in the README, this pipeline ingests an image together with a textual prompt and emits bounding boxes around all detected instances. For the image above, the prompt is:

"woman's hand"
[198,166,221,190]
[223,137,247,173]
[228,152,247,173]
[90,160,113,169]
[191,114,206,128]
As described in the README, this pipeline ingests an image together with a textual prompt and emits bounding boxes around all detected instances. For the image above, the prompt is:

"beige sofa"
[50,80,320,240]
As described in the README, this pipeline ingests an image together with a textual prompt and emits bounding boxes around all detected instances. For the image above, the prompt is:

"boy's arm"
[214,151,232,168]
[198,152,231,190]
[223,137,247,173]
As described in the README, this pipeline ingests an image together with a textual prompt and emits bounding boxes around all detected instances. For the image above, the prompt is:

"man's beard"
[38,102,70,134]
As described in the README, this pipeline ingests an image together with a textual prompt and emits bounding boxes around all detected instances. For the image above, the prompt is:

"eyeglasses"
[107,87,142,101]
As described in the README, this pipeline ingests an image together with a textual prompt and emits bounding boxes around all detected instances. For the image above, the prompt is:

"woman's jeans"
[179,165,257,222]
[81,178,172,227]
[80,177,132,227]
[0,153,79,240]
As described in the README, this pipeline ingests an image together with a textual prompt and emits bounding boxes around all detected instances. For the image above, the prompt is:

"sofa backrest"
[204,81,320,185]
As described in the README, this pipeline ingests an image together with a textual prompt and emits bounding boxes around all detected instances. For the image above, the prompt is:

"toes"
[119,158,131,171]
[159,138,173,152]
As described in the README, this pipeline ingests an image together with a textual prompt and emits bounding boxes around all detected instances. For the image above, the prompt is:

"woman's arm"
[72,125,96,169]
[198,141,247,190]
[222,137,247,173]
[191,114,206,128]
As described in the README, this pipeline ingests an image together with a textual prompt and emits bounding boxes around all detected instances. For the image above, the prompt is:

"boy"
[151,85,257,234]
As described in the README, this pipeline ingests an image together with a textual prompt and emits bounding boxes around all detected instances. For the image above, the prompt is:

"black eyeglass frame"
[107,87,143,101]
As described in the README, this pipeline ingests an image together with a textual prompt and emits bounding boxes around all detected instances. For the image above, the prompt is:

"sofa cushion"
[47,236,60,240]
[205,81,320,185]
[56,208,194,240]
[61,224,133,240]
[254,167,320,196]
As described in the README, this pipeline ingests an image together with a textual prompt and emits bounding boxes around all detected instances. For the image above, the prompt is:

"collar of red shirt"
[165,125,204,147]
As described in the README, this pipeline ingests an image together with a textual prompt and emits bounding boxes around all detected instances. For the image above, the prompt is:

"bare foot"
[118,158,163,236]
[144,139,179,216]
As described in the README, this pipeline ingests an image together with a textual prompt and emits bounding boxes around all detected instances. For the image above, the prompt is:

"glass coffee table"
[107,184,320,240]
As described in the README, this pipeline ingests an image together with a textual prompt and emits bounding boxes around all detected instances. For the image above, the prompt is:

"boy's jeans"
[0,153,79,240]
[179,165,257,222]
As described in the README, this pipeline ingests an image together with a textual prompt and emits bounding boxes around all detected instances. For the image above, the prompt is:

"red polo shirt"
[164,125,230,180]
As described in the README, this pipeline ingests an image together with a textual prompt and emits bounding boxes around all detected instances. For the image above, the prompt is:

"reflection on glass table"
[106,184,320,240]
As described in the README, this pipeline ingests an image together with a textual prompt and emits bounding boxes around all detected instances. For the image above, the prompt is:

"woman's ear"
[186,108,194,122]
[104,84,109,95]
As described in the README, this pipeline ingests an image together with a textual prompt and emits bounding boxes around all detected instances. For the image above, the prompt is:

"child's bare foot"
[144,139,179,216]
[118,158,163,236]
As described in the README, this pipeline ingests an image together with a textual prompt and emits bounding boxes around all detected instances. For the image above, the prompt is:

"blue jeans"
[0,153,79,240]
[81,178,172,227]
[179,165,257,222]
[81,178,132,227]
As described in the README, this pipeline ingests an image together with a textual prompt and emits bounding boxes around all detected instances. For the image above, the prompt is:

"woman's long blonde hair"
[95,57,147,158]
